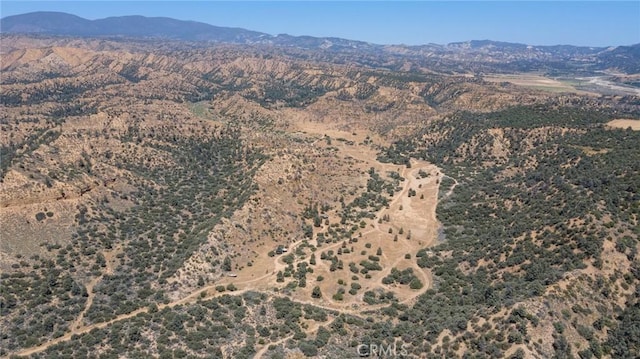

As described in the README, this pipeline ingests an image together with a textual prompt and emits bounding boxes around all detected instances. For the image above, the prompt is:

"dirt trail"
[11,133,459,358]
[253,334,294,359]
[12,306,148,358]
[440,175,459,200]
[269,157,442,310]
[69,247,120,331]
[10,287,249,358]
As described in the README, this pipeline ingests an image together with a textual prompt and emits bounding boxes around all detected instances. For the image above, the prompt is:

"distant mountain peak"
[1,11,268,42]
[1,11,638,73]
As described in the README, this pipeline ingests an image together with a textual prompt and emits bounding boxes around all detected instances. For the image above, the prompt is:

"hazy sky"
[1,1,639,46]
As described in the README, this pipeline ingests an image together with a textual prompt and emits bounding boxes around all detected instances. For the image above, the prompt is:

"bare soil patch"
[484,73,593,94]
[606,119,640,131]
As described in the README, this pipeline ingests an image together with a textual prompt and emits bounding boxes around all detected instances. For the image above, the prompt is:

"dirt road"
[10,140,458,358]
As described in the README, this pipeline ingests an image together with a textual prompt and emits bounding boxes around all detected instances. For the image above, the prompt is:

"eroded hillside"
[1,35,639,358]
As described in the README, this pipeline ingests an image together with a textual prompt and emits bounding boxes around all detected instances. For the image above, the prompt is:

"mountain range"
[2,11,639,74]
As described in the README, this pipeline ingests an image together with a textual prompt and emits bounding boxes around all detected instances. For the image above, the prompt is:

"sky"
[1,1,639,47]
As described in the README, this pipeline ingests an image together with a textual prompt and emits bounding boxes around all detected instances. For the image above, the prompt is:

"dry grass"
[202,117,442,311]
[484,73,593,95]
[606,119,640,131]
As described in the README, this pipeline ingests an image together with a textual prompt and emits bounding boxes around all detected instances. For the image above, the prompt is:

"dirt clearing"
[606,119,640,131]
[484,73,592,94]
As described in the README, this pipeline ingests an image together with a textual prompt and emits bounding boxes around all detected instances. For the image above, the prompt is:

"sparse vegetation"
[1,32,637,359]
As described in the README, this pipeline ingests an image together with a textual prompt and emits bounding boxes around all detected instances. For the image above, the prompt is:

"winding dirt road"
[10,154,459,358]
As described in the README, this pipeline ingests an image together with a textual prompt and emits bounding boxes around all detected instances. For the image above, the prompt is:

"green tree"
[312,286,322,298]
[310,253,316,265]
[222,256,232,271]
[409,278,423,289]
